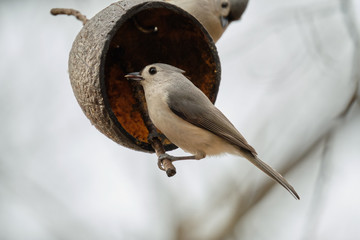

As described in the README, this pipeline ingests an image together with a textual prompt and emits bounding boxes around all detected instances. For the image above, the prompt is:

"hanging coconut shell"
[68,0,221,153]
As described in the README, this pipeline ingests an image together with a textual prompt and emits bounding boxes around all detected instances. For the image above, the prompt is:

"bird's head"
[125,63,186,87]
[216,0,231,28]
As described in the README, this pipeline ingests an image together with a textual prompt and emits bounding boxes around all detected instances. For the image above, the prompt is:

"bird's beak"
[220,16,229,28]
[124,72,144,81]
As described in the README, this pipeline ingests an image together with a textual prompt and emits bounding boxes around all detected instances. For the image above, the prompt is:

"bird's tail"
[242,152,300,200]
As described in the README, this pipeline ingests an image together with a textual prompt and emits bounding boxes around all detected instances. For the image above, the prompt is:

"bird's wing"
[166,81,300,199]
[166,85,257,155]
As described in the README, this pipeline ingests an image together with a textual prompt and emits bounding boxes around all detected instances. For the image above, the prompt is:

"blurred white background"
[0,0,359,239]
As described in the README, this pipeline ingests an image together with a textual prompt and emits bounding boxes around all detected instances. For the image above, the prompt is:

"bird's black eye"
[149,67,157,75]
[221,2,229,8]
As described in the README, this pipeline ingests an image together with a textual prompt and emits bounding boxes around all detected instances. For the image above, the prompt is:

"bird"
[165,0,232,42]
[228,0,249,22]
[125,63,300,199]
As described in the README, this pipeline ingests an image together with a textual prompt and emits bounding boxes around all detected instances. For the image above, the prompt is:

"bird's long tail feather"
[243,152,300,200]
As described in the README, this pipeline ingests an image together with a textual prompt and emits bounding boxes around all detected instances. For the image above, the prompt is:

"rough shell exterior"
[68,0,221,153]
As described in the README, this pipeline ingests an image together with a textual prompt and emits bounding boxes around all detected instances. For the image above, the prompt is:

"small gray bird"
[165,0,232,42]
[228,0,249,22]
[125,63,299,199]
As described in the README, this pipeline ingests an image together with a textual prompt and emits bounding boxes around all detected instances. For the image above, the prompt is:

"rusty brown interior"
[103,2,220,152]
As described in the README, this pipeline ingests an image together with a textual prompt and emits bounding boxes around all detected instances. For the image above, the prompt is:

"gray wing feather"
[167,84,257,155]
[166,80,300,199]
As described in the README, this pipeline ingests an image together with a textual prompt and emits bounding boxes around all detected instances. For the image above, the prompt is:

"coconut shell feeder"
[51,0,226,176]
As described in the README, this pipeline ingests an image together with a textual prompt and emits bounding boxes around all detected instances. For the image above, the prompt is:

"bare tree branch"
[339,0,360,115]
[176,2,360,236]
[176,121,337,240]
[302,2,360,238]
[50,8,88,25]
[131,83,177,177]
[301,131,332,240]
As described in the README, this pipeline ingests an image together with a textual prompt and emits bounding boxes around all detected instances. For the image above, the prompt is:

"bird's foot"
[158,153,197,162]
[157,152,205,171]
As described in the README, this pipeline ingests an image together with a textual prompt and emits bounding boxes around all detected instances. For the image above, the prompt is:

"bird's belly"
[149,104,236,157]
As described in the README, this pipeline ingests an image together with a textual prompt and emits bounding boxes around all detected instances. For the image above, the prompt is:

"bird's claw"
[157,153,175,171]
[157,158,165,171]
[157,153,198,171]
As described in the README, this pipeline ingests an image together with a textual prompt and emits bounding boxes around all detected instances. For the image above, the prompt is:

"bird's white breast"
[144,90,237,158]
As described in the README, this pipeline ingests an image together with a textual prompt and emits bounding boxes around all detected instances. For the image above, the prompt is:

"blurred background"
[0,0,359,239]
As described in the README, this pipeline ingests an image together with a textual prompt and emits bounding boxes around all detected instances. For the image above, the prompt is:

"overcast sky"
[0,0,359,239]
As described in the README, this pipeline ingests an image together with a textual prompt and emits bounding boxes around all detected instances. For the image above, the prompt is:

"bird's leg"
[158,153,205,163]
[159,153,196,162]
